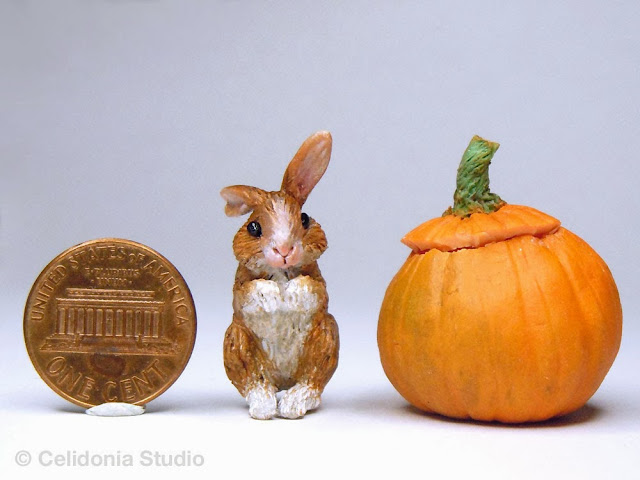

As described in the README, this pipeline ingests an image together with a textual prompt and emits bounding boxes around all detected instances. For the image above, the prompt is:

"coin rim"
[23,238,197,409]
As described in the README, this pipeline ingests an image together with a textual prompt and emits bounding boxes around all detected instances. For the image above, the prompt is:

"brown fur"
[220,131,339,418]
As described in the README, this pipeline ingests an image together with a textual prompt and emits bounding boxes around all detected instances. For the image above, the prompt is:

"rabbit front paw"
[246,383,277,420]
[243,279,280,314]
[277,383,321,419]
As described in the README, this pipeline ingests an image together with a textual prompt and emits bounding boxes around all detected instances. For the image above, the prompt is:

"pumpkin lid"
[402,204,560,253]
[402,135,561,253]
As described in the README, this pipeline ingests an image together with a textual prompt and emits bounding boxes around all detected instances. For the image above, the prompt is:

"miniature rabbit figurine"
[220,131,339,419]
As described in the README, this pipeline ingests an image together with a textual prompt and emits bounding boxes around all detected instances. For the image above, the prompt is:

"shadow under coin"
[54,404,86,415]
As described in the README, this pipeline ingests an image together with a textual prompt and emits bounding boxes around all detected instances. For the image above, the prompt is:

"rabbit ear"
[281,131,332,205]
[220,185,267,217]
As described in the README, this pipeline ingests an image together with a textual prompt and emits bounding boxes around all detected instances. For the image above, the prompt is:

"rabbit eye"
[301,213,310,229]
[247,221,262,238]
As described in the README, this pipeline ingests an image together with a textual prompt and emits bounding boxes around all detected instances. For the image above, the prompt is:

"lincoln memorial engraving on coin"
[24,238,197,408]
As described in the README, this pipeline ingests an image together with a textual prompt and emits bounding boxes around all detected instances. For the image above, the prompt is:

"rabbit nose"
[274,244,293,258]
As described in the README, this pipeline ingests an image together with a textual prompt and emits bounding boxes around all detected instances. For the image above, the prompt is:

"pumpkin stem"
[444,135,506,217]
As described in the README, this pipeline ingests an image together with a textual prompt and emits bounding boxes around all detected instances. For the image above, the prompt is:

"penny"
[24,238,197,408]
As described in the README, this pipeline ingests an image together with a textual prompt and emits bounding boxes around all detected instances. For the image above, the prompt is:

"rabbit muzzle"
[264,241,303,269]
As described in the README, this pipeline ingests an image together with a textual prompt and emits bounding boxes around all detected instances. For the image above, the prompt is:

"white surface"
[1,1,639,479]
[1,317,639,479]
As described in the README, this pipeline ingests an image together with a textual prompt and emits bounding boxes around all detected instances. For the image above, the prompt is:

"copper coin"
[24,238,197,408]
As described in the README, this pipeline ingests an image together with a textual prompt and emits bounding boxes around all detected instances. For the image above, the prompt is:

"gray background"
[1,1,639,479]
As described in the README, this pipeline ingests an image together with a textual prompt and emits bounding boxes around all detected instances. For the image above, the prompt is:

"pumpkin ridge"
[516,237,562,418]
[439,252,466,417]
[537,229,602,415]
[428,215,460,250]
[546,236,593,415]
[558,231,614,322]
[516,206,562,234]
[381,253,424,407]
[502,240,527,420]
[504,237,555,421]
[474,209,510,245]
[413,216,455,251]
[545,230,621,412]
[467,251,499,421]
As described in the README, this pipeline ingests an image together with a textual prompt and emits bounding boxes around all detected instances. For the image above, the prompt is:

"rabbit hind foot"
[245,382,277,420]
[277,383,321,419]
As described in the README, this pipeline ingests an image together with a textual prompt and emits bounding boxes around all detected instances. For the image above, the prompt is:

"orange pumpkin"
[378,136,622,423]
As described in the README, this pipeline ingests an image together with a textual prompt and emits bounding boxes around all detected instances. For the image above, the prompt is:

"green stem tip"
[444,135,506,218]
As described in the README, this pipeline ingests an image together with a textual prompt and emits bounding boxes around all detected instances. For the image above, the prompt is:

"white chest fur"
[241,276,320,381]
